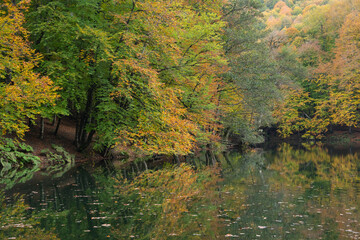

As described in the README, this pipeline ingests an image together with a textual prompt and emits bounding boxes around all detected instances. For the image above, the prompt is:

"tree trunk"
[28,118,33,128]
[205,151,210,166]
[40,117,45,139]
[77,130,95,152]
[209,150,217,166]
[75,85,96,152]
[102,146,111,158]
[205,144,216,166]
[223,152,233,169]
[134,162,139,173]
[54,117,61,136]
[174,155,181,165]
[214,153,220,163]
[74,116,80,146]
[5,67,12,84]
[224,128,231,143]
[131,165,135,175]
[52,115,57,126]
[143,161,148,170]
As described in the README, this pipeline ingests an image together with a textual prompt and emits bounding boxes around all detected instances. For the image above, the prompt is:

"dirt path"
[23,117,102,166]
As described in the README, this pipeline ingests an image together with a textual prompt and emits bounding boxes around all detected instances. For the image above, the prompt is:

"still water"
[2,143,360,239]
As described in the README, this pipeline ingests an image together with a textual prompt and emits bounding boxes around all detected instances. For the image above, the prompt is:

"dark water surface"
[2,144,360,239]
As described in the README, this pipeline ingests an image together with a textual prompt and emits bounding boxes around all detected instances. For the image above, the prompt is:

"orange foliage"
[280,5,292,15]
[285,27,299,38]
[316,11,360,128]
[112,0,228,155]
[302,4,317,14]
[115,164,222,238]
[266,15,282,30]
[274,1,287,9]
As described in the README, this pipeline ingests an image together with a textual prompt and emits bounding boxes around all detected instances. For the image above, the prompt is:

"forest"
[1,0,360,162]
[4,0,360,239]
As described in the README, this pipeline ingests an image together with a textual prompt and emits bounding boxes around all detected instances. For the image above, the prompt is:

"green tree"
[222,0,290,144]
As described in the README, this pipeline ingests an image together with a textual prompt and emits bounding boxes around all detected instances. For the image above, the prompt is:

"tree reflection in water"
[218,144,360,239]
[3,145,360,239]
[0,192,59,239]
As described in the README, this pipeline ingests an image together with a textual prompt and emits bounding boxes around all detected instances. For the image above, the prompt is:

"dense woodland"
[1,0,360,159]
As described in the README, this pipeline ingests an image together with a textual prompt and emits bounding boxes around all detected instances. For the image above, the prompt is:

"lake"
[1,143,360,239]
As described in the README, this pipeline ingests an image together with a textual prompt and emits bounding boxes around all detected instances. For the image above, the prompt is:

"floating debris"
[91,217,107,220]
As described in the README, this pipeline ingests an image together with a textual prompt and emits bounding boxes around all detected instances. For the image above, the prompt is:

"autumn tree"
[0,0,57,139]
[109,0,228,155]
[26,0,228,155]
[321,11,360,129]
[27,0,118,151]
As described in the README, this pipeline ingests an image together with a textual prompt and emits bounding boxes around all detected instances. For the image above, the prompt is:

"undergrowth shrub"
[40,144,75,164]
[0,138,40,169]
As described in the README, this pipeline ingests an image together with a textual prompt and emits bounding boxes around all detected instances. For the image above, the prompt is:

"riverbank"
[18,120,360,169]
[20,117,174,169]
[22,118,103,168]
[261,127,360,151]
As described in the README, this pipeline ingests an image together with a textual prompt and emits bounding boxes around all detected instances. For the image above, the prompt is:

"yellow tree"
[0,0,57,138]
[324,11,360,128]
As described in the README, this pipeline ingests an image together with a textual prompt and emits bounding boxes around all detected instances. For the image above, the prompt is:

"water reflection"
[0,159,75,190]
[0,166,39,190]
[2,144,360,239]
[108,164,222,239]
[0,193,59,239]
[3,164,223,239]
[219,144,360,239]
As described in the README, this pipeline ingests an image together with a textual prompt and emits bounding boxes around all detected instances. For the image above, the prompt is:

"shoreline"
[11,119,360,170]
